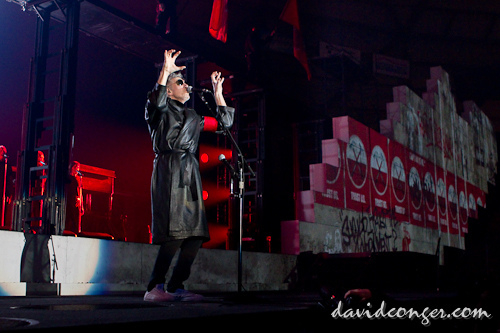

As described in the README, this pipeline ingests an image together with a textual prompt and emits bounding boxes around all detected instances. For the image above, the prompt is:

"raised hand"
[157,49,186,85]
[162,49,186,73]
[211,71,224,94]
[211,71,227,106]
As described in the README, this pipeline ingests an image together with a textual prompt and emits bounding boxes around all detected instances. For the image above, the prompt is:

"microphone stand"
[196,91,255,294]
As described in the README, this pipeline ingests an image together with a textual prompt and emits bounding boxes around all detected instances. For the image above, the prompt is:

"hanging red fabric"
[279,0,311,80]
[209,0,228,43]
[280,0,300,29]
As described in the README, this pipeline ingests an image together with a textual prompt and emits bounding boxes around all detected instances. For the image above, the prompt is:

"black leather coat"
[145,83,234,244]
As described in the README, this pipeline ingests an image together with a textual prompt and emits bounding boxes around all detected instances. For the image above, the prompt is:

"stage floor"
[0,291,325,332]
[0,289,494,333]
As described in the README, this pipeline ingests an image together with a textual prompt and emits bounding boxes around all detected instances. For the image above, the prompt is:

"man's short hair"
[167,72,184,84]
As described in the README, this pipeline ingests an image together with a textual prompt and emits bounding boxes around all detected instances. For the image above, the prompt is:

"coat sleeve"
[145,83,168,127]
[201,106,235,133]
[217,106,235,130]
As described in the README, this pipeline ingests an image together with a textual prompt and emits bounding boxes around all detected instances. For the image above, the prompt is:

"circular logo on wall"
[346,135,367,189]
[437,177,447,215]
[370,145,388,195]
[423,171,436,211]
[408,166,422,210]
[391,156,406,202]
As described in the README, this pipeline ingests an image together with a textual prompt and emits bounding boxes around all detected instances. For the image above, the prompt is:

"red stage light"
[198,144,233,171]
[203,222,229,249]
[201,181,231,206]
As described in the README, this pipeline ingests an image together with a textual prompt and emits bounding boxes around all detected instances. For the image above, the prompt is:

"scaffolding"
[13,0,80,234]
[227,89,265,251]
[10,0,190,234]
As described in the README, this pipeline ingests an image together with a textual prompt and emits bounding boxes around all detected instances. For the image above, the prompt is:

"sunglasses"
[175,79,185,86]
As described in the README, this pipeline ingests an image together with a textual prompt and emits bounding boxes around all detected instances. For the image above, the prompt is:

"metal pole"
[1,155,7,227]
[238,159,244,293]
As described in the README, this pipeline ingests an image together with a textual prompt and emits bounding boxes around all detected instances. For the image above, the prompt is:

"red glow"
[198,144,233,171]
[201,181,231,207]
[203,222,229,249]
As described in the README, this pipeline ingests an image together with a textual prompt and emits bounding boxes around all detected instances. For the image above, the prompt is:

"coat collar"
[167,98,186,113]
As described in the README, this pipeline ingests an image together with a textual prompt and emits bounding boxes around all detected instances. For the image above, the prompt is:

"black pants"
[147,237,203,292]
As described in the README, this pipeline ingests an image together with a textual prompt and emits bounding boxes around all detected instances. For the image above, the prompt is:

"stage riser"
[0,230,296,296]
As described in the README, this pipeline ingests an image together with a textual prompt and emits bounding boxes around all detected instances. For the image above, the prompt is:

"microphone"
[219,154,237,178]
[76,171,83,177]
[187,86,211,94]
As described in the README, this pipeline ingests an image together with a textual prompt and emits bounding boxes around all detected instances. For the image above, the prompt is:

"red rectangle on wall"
[369,129,391,218]
[423,158,438,230]
[388,140,409,222]
[446,171,459,234]
[435,165,449,234]
[309,162,345,209]
[333,117,371,213]
[407,151,425,227]
[456,177,468,234]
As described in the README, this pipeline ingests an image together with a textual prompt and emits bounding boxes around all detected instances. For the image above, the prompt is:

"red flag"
[209,0,228,43]
[279,0,311,80]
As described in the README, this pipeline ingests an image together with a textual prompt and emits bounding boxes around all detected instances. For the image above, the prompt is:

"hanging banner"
[389,140,409,222]
[333,117,371,213]
[317,138,346,208]
[435,165,449,233]
[319,41,361,64]
[369,129,391,218]
[467,183,479,220]
[457,177,468,234]
[309,139,345,209]
[407,152,425,227]
[373,54,410,79]
[447,171,459,234]
[423,161,438,230]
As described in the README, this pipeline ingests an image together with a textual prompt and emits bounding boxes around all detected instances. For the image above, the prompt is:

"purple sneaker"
[144,288,176,302]
[167,289,204,302]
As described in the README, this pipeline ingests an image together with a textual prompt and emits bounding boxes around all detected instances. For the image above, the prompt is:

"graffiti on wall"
[339,209,399,253]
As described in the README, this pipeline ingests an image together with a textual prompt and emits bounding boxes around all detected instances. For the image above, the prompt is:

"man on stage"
[144,49,234,302]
